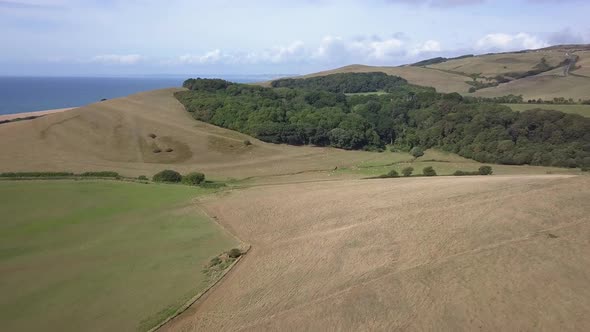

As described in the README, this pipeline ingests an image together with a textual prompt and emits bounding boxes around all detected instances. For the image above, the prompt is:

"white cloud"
[90,54,143,65]
[476,33,548,51]
[409,39,442,56]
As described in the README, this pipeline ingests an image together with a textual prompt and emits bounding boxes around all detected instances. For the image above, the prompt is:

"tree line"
[176,73,590,169]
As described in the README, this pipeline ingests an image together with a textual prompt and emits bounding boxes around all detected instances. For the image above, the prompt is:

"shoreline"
[0,107,76,122]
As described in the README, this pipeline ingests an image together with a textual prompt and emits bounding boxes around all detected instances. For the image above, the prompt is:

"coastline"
[0,107,76,122]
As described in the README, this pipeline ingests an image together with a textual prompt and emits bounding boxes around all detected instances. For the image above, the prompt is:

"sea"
[0,75,281,115]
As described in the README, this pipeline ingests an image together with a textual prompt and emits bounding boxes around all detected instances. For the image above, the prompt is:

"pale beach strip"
[0,107,76,122]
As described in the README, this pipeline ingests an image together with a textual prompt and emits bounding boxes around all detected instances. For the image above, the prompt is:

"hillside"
[272,45,590,101]
[0,88,450,180]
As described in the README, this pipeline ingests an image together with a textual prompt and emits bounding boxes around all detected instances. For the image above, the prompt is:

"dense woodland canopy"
[270,72,407,93]
[176,74,590,168]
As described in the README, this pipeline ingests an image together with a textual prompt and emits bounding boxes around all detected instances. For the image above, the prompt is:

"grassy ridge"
[0,180,236,332]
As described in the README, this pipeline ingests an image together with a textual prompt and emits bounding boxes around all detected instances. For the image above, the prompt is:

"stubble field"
[163,175,590,331]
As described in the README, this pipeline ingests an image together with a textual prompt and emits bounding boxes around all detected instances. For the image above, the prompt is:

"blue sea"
[0,75,278,115]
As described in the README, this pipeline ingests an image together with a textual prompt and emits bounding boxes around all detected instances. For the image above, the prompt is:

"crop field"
[504,103,590,117]
[0,180,236,332]
[163,175,590,331]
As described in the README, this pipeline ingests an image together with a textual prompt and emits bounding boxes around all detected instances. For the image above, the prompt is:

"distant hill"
[268,44,590,100]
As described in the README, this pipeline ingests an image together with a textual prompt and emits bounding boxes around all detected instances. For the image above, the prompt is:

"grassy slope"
[503,103,590,117]
[334,149,582,178]
[264,46,590,100]
[0,180,236,332]
[0,88,580,187]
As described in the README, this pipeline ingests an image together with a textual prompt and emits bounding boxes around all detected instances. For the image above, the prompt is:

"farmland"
[0,180,236,332]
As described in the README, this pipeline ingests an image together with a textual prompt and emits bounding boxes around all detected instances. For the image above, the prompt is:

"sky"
[0,0,589,76]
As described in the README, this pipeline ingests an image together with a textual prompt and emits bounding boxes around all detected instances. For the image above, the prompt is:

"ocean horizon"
[0,75,286,115]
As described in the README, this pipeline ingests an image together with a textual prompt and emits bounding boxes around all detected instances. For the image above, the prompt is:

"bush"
[243,140,252,146]
[453,170,478,176]
[153,148,162,153]
[152,170,182,183]
[378,169,399,178]
[148,133,157,139]
[478,166,493,175]
[138,175,148,181]
[209,257,221,267]
[165,148,174,152]
[423,166,437,176]
[228,248,242,259]
[410,147,424,158]
[0,172,74,178]
[182,172,205,186]
[80,171,119,178]
[402,167,414,177]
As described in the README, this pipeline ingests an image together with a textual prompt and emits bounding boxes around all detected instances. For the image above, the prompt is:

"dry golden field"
[427,51,567,77]
[162,175,590,331]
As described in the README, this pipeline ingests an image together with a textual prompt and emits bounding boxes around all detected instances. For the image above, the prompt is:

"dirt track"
[162,175,590,331]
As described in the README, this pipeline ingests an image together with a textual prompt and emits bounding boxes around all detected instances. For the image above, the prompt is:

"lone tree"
[478,166,493,175]
[402,167,414,177]
[423,166,437,176]
[410,147,424,158]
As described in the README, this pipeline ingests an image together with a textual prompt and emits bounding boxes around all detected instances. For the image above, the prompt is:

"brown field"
[572,51,590,77]
[474,74,590,100]
[162,175,590,331]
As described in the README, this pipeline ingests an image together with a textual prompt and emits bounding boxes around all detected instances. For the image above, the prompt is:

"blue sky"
[0,0,589,76]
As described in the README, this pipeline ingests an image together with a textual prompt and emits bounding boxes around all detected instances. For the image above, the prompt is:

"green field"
[503,103,590,117]
[0,180,237,332]
[336,149,583,177]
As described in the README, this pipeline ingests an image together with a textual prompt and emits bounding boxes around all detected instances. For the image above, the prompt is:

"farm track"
[162,175,590,331]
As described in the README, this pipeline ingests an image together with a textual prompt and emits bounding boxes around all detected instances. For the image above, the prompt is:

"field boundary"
[150,199,250,332]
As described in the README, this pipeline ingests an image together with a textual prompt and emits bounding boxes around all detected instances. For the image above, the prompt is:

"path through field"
[162,175,590,331]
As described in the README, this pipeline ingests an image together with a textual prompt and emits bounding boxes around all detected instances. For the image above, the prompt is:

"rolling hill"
[269,44,590,101]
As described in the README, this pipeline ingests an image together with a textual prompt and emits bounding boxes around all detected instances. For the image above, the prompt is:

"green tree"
[402,167,414,177]
[410,147,425,158]
[423,166,437,176]
[478,166,493,175]
[182,172,205,185]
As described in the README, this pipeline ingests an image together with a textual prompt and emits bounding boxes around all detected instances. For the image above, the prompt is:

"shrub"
[138,175,148,181]
[148,133,157,139]
[378,169,399,178]
[582,166,589,172]
[410,147,424,158]
[402,167,414,177]
[453,170,478,176]
[80,171,119,178]
[153,148,162,153]
[243,140,252,146]
[152,170,182,183]
[182,172,205,186]
[423,166,437,176]
[228,248,242,259]
[0,172,74,178]
[478,166,493,175]
[165,148,174,152]
[209,257,221,267]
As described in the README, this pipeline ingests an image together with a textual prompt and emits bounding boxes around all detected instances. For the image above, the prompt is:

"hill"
[271,45,590,101]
